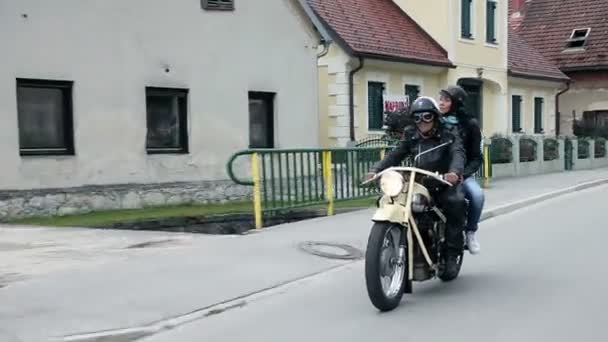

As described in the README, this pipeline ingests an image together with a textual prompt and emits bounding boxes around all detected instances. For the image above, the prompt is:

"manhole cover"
[297,241,363,260]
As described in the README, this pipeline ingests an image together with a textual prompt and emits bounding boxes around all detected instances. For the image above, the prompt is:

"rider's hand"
[444,172,460,185]
[362,172,376,184]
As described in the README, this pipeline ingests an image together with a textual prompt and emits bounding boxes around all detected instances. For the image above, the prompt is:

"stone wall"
[0,181,251,222]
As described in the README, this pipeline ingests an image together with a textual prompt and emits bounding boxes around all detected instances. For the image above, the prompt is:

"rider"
[438,85,484,254]
[366,96,467,280]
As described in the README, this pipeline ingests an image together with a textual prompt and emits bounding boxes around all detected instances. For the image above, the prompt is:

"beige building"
[511,0,608,136]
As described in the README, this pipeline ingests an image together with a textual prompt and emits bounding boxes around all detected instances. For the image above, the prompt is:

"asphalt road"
[142,185,608,342]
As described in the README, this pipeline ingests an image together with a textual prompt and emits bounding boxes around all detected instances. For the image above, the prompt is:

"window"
[201,0,234,11]
[368,82,385,130]
[566,28,591,49]
[486,0,497,43]
[16,79,75,156]
[534,97,544,134]
[249,92,275,148]
[512,95,522,133]
[404,84,420,108]
[461,0,473,39]
[146,87,189,154]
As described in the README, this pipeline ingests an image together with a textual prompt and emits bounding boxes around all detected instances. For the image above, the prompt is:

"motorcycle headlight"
[412,193,429,212]
[380,171,405,197]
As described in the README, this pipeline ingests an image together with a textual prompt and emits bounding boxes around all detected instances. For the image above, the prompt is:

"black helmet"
[410,96,441,116]
[440,85,467,110]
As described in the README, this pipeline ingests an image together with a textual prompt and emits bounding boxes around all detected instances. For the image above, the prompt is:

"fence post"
[322,151,335,216]
[251,153,263,229]
[483,144,491,188]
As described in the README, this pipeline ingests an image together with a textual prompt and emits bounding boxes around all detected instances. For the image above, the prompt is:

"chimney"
[509,0,529,31]
[512,0,526,13]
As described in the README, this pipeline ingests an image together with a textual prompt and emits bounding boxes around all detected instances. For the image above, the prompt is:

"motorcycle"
[362,144,466,311]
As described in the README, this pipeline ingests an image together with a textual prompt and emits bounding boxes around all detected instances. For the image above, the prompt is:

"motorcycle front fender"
[372,195,410,225]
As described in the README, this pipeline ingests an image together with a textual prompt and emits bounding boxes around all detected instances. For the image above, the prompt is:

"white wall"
[0,0,320,190]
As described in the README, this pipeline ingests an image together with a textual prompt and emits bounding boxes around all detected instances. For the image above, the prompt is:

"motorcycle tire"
[365,222,406,311]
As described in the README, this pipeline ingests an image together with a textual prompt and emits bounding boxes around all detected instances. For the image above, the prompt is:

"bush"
[578,139,590,159]
[595,137,606,158]
[490,135,513,164]
[543,138,560,161]
[519,137,538,162]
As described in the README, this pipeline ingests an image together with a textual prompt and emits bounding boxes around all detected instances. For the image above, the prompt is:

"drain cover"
[297,241,363,260]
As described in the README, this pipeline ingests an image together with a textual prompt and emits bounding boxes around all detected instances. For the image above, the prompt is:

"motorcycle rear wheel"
[365,222,406,311]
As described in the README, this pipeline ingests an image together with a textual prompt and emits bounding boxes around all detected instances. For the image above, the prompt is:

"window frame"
[404,84,421,107]
[461,0,474,40]
[201,0,234,11]
[16,78,75,157]
[486,0,498,44]
[534,97,544,134]
[248,91,276,149]
[367,81,386,131]
[145,87,190,155]
[511,94,523,133]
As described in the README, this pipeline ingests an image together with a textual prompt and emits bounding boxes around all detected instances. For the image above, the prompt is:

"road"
[142,185,608,342]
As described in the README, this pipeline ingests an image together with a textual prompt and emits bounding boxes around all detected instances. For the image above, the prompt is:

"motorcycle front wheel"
[365,222,406,311]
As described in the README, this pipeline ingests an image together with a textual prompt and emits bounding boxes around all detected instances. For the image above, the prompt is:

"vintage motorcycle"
[362,144,466,311]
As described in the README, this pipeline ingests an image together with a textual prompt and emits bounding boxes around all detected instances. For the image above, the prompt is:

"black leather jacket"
[371,125,465,176]
[442,112,483,178]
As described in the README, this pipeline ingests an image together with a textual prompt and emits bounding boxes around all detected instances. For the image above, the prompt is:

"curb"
[480,177,608,221]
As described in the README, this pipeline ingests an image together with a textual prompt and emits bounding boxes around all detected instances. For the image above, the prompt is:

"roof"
[517,0,608,71]
[306,0,453,67]
[508,27,569,82]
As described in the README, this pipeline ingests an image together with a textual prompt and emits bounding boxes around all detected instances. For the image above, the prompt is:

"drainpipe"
[349,57,364,143]
[555,81,571,136]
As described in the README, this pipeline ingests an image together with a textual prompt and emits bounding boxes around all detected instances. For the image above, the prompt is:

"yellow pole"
[483,145,490,188]
[251,153,263,229]
[322,151,335,216]
[380,148,386,160]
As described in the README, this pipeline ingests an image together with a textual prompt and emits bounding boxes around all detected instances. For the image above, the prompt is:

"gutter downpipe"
[555,80,571,136]
[349,57,364,143]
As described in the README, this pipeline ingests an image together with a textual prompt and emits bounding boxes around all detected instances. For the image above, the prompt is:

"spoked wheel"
[365,222,407,311]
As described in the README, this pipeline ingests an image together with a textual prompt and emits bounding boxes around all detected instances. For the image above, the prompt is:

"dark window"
[534,97,544,133]
[249,92,275,148]
[566,28,590,49]
[16,79,75,156]
[201,0,234,11]
[404,84,420,108]
[486,0,497,43]
[146,87,189,154]
[368,82,385,130]
[461,0,473,39]
[512,95,522,133]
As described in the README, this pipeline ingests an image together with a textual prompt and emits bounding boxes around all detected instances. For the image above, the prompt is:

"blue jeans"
[463,177,485,232]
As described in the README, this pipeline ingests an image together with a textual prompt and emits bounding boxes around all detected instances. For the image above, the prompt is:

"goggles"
[413,112,435,123]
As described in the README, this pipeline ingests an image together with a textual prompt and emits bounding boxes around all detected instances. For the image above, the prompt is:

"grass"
[10,197,376,228]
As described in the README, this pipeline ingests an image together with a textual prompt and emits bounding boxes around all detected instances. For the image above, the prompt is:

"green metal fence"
[227,147,390,215]
[227,144,492,228]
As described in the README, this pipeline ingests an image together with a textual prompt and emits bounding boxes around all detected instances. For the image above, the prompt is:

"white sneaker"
[466,231,480,255]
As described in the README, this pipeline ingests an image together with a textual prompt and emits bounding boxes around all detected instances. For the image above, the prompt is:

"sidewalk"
[0,168,607,342]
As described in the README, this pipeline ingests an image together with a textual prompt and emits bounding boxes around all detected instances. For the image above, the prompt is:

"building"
[507,27,569,135]
[0,0,323,219]
[394,0,511,135]
[307,0,454,147]
[307,0,566,146]
[512,0,608,136]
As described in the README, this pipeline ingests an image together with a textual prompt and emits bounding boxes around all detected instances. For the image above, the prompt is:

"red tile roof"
[508,27,569,81]
[306,0,453,67]
[517,0,608,71]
